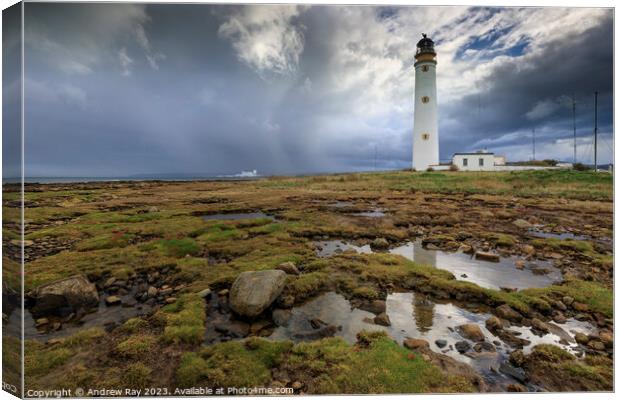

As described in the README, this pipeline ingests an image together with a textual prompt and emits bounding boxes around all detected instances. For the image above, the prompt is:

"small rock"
[165,297,177,304]
[587,340,605,351]
[105,296,121,306]
[435,339,447,348]
[574,332,589,345]
[147,286,158,298]
[458,323,485,342]
[552,311,567,324]
[454,340,471,353]
[403,338,429,350]
[506,383,527,392]
[277,261,300,275]
[374,312,391,326]
[513,219,532,229]
[250,320,272,335]
[458,244,474,254]
[522,245,535,255]
[370,238,390,250]
[531,318,549,333]
[35,318,49,327]
[599,331,613,347]
[218,289,230,297]
[272,309,292,327]
[485,316,503,331]
[562,296,574,306]
[473,341,496,352]
[475,251,500,262]
[104,277,117,288]
[291,381,303,390]
[572,302,589,312]
[148,206,159,213]
[509,349,525,366]
[197,288,212,298]
[499,362,527,383]
[495,304,522,322]
[121,296,137,308]
[514,260,525,270]
[360,300,386,314]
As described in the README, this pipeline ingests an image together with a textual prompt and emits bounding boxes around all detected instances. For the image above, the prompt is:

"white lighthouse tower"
[412,34,439,170]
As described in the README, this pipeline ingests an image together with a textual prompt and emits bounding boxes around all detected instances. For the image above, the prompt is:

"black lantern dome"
[416,33,435,55]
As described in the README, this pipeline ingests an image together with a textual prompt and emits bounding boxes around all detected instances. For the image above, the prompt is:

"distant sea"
[3,175,265,184]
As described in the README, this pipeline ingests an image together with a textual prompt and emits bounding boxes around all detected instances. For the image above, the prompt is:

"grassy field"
[2,169,614,393]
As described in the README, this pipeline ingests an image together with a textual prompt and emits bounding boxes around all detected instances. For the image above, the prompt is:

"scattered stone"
[531,318,549,333]
[291,381,303,390]
[509,349,525,367]
[552,311,566,324]
[454,340,471,353]
[599,331,613,347]
[403,338,429,350]
[435,339,447,348]
[360,300,386,315]
[522,245,535,255]
[458,323,485,342]
[197,288,212,298]
[506,383,527,392]
[105,296,121,306]
[485,316,503,331]
[218,289,230,297]
[475,251,500,262]
[148,206,159,213]
[165,297,177,304]
[215,321,250,338]
[35,318,49,327]
[272,309,292,327]
[309,318,326,329]
[374,312,391,326]
[553,300,567,311]
[104,277,117,288]
[229,270,287,318]
[495,304,522,322]
[52,322,62,331]
[370,238,390,250]
[499,362,527,383]
[29,275,99,316]
[515,260,525,270]
[513,219,532,229]
[458,244,474,254]
[587,340,605,351]
[147,286,158,298]
[473,341,496,352]
[574,332,589,345]
[562,296,574,306]
[121,296,137,308]
[572,302,589,312]
[276,262,300,275]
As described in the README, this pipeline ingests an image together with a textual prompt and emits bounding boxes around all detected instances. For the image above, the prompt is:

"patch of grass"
[521,280,612,317]
[123,362,152,389]
[286,272,329,302]
[161,294,206,345]
[157,238,201,258]
[177,338,292,388]
[75,232,134,251]
[285,331,474,393]
[116,335,157,358]
[351,286,379,300]
[120,317,148,334]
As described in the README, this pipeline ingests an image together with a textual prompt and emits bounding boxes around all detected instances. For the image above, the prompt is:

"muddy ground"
[2,170,614,394]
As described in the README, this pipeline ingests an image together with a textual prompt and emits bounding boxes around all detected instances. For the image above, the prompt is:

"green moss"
[487,233,516,247]
[530,344,575,363]
[157,238,201,258]
[161,294,206,344]
[177,338,292,388]
[76,232,134,251]
[521,280,612,317]
[123,363,152,388]
[287,272,329,302]
[25,345,73,377]
[120,317,148,334]
[116,335,157,358]
[351,286,379,300]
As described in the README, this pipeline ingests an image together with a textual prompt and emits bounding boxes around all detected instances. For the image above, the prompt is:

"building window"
[421,96,430,104]
[463,158,468,167]
[479,158,484,166]
[422,133,430,140]
[421,65,429,72]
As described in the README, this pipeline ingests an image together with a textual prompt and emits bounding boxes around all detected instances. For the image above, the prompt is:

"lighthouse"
[412,34,439,171]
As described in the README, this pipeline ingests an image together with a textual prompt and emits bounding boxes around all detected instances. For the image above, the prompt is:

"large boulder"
[229,270,287,318]
[29,275,99,316]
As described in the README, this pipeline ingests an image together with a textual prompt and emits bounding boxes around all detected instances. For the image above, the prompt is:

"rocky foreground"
[2,170,613,394]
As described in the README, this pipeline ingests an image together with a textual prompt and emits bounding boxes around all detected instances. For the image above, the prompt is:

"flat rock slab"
[29,274,99,316]
[229,270,287,318]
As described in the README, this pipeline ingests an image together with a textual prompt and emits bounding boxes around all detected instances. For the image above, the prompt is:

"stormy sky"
[6,3,615,177]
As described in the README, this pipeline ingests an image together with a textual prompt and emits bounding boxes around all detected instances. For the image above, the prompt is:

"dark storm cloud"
[17,4,613,177]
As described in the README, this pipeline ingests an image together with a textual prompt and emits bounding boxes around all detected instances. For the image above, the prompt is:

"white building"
[412,34,439,171]
[452,152,498,171]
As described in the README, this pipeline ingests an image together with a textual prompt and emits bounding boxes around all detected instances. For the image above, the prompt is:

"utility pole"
[572,94,576,164]
[594,91,598,172]
[532,127,536,161]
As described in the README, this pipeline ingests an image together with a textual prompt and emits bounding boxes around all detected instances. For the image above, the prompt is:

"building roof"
[452,152,495,156]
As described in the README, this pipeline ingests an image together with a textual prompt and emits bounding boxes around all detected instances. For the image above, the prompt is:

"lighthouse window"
[421,96,430,103]
[479,158,484,166]
[421,65,429,72]
[422,133,430,140]
[463,158,468,167]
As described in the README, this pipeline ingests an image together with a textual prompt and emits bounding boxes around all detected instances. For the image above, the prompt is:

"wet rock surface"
[229,270,287,317]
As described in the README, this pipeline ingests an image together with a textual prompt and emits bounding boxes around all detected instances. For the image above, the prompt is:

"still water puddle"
[528,229,588,241]
[270,291,595,388]
[316,240,562,290]
[389,241,562,290]
[202,212,276,221]
[352,209,386,218]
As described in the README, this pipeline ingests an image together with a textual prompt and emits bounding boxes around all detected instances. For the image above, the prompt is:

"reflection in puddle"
[19,297,153,341]
[390,241,562,290]
[314,240,372,258]
[270,291,596,389]
[316,239,562,290]
[328,201,354,208]
[528,229,588,241]
[202,212,275,221]
[352,210,386,218]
